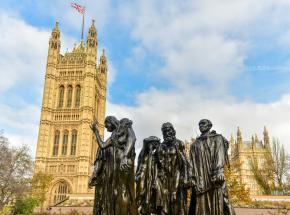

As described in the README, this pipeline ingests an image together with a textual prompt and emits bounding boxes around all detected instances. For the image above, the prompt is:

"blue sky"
[2,0,290,154]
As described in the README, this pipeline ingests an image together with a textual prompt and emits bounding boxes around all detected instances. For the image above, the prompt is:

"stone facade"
[229,127,271,195]
[34,20,107,207]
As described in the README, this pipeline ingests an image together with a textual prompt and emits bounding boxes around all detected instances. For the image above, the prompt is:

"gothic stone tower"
[34,20,107,205]
[229,127,271,195]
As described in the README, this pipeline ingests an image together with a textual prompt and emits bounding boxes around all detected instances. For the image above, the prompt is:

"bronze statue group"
[89,116,236,215]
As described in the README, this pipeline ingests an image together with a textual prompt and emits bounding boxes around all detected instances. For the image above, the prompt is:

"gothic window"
[67,85,73,107]
[53,182,70,204]
[58,86,65,108]
[71,130,77,155]
[53,130,60,156]
[75,85,81,107]
[62,130,68,155]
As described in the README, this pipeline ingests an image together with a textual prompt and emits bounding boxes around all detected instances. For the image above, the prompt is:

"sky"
[1,0,290,156]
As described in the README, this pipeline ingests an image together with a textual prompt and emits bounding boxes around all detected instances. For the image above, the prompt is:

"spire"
[87,19,97,49]
[99,49,107,74]
[230,133,235,144]
[237,127,243,150]
[254,134,259,144]
[251,135,256,149]
[51,21,60,39]
[89,19,96,33]
[263,126,270,149]
[101,49,106,62]
[229,133,235,155]
[237,127,242,141]
[48,21,61,63]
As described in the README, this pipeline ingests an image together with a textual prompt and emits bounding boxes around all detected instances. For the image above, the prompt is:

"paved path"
[235,207,289,215]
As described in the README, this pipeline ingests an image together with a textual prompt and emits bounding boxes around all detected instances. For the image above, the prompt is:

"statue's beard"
[164,135,175,142]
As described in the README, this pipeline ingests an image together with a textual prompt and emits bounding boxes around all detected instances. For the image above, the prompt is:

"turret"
[251,135,256,149]
[47,21,61,65]
[99,49,107,74]
[229,134,235,155]
[98,49,108,85]
[237,127,243,151]
[255,134,259,144]
[263,126,270,149]
[86,19,97,63]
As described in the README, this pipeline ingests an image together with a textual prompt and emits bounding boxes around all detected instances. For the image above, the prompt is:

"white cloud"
[103,0,290,157]
[0,12,77,93]
[0,102,40,156]
[0,12,49,92]
[118,0,290,89]
[107,87,290,154]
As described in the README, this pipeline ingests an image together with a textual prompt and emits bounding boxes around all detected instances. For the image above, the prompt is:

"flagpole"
[81,9,85,40]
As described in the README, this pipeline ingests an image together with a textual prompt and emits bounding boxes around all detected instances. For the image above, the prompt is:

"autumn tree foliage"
[0,131,33,211]
[0,131,55,214]
[250,138,290,195]
[30,172,53,212]
[225,160,252,205]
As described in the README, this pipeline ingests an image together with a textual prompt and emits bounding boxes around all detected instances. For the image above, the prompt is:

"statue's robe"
[155,139,188,215]
[91,146,115,215]
[113,124,137,215]
[189,132,235,215]
[92,123,137,215]
[136,147,158,214]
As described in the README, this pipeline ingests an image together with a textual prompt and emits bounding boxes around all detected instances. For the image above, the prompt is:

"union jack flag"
[71,2,85,14]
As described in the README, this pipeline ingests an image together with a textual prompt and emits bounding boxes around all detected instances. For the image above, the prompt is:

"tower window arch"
[71,130,77,155]
[58,86,65,108]
[75,85,81,107]
[62,130,68,155]
[53,130,60,156]
[67,85,73,107]
[52,181,70,204]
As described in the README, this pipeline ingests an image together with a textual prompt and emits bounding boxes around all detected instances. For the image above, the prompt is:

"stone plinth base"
[48,206,93,215]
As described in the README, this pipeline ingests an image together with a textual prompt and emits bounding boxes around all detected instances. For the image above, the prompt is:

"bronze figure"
[90,116,136,215]
[188,119,235,215]
[155,122,189,215]
[136,136,160,214]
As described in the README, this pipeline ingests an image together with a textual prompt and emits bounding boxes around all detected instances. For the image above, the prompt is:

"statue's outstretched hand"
[90,121,98,133]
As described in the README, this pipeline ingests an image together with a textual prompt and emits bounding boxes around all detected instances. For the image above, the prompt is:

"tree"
[0,131,33,211]
[225,159,252,205]
[31,172,53,211]
[249,151,274,195]
[13,196,39,215]
[249,138,290,195]
[271,138,290,194]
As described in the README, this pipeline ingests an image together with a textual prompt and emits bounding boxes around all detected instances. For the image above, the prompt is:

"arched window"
[53,182,70,204]
[66,85,73,107]
[58,86,65,108]
[62,130,68,155]
[75,85,81,107]
[53,130,60,156]
[71,130,77,155]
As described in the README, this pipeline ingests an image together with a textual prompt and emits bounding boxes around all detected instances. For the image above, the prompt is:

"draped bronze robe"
[92,145,115,215]
[189,132,235,215]
[136,147,158,214]
[156,140,188,215]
